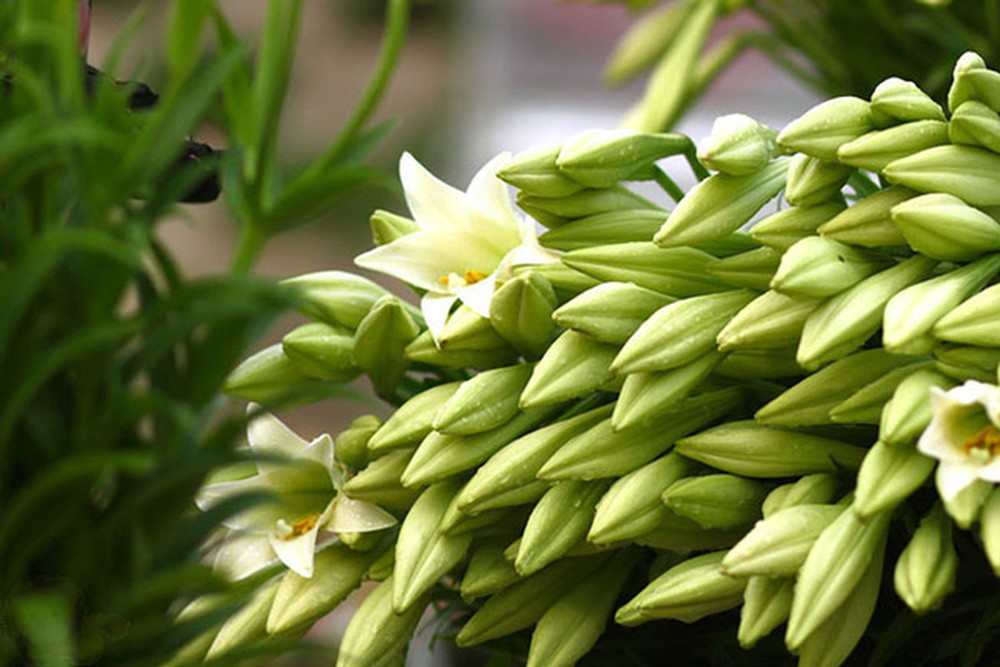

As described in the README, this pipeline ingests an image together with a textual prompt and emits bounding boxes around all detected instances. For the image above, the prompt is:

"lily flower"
[355,152,558,342]
[917,380,1000,502]
[196,407,397,580]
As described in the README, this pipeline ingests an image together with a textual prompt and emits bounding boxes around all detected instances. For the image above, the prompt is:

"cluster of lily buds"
[198,51,1000,667]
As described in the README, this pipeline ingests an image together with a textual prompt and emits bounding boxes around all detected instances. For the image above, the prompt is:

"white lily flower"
[917,380,1000,502]
[196,407,397,580]
[355,152,558,342]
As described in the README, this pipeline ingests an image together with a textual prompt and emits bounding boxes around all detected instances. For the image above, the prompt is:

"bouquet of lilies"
[188,51,1000,666]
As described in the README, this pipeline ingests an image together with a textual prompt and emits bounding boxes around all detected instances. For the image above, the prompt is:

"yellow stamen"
[279,513,320,540]
[963,424,1000,459]
[464,269,487,285]
[439,275,450,286]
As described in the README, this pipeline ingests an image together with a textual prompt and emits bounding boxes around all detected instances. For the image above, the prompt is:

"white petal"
[212,531,278,581]
[936,461,981,502]
[467,152,516,223]
[195,477,283,532]
[400,152,470,232]
[977,457,1000,482]
[247,407,310,471]
[326,495,398,533]
[268,522,320,578]
[457,274,497,318]
[300,433,335,473]
[421,292,457,344]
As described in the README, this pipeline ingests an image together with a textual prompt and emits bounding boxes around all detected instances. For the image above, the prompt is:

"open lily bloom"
[196,407,397,580]
[355,152,558,342]
[917,380,1000,502]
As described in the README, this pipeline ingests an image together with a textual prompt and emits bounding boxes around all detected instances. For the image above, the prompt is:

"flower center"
[962,424,1000,462]
[276,513,320,541]
[439,269,488,287]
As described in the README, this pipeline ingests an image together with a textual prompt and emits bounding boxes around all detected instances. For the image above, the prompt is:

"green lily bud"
[716,290,818,351]
[369,209,418,247]
[884,255,1000,353]
[739,577,794,649]
[785,509,890,650]
[950,100,1000,153]
[941,477,991,529]
[714,348,804,380]
[612,290,756,374]
[225,343,336,404]
[603,0,690,84]
[539,209,666,251]
[539,387,741,480]
[817,185,914,247]
[883,145,1000,207]
[934,282,1000,347]
[697,114,781,175]
[653,158,790,247]
[282,322,358,381]
[662,474,767,530]
[498,144,586,197]
[837,120,950,172]
[521,262,601,299]
[830,362,932,424]
[335,414,380,470]
[457,403,612,514]
[367,381,462,453]
[341,448,420,511]
[437,490,518,537]
[777,96,874,160]
[393,481,473,612]
[336,575,428,667]
[756,348,921,426]
[634,510,746,552]
[588,452,698,545]
[761,473,841,518]
[935,344,1000,382]
[519,331,619,409]
[854,440,935,519]
[282,270,390,330]
[460,537,521,601]
[797,255,937,369]
[615,551,746,626]
[354,296,420,398]
[750,201,846,250]
[892,193,1000,261]
[526,549,640,667]
[434,364,534,435]
[722,504,844,578]
[675,420,866,477]
[517,185,661,220]
[771,236,885,299]
[706,246,782,290]
[612,352,721,430]
[205,578,280,659]
[784,155,854,207]
[489,270,559,360]
[401,406,558,488]
[456,553,612,646]
[366,547,395,581]
[793,546,883,667]
[515,479,612,576]
[959,66,1000,111]
[556,129,692,187]
[980,488,1000,575]
[553,281,674,345]
[948,52,995,112]
[406,309,520,370]
[880,368,956,446]
[267,543,384,635]
[870,76,946,126]
[693,231,762,257]
[562,242,727,296]
[894,503,957,614]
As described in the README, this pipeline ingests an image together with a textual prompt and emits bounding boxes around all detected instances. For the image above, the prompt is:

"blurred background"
[84,1,815,663]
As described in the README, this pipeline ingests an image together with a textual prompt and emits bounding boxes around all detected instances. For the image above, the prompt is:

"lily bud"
[675,420,866,478]
[553,281,674,345]
[489,271,559,360]
[870,77,946,126]
[706,247,782,290]
[282,322,359,381]
[777,96,874,160]
[761,473,840,518]
[662,474,767,530]
[721,504,844,578]
[716,290,818,351]
[738,577,794,649]
[830,362,931,424]
[935,282,1000,347]
[224,343,328,404]
[749,201,846,250]
[519,330,619,409]
[797,255,936,369]
[980,489,1000,575]
[460,537,520,601]
[497,144,586,197]
[879,368,957,446]
[818,185,914,247]
[205,579,280,659]
[894,503,957,614]
[612,352,721,430]
[562,242,727,296]
[369,209,418,247]
[366,381,461,453]
[697,113,781,175]
[784,154,854,206]
[406,307,520,370]
[883,145,1000,207]
[893,193,1000,262]
[603,1,690,84]
[935,344,1000,382]
[611,290,756,374]
[714,348,804,380]
[282,270,389,329]
[538,209,666,251]
[854,440,935,518]
[335,414,380,470]
[837,120,950,172]
[354,296,421,398]
[884,255,1000,353]
[771,236,885,298]
[556,129,692,187]
[341,449,420,511]
[947,51,992,112]
[516,479,611,576]
[615,551,746,626]
[634,511,745,553]
[653,158,789,247]
[949,100,1000,153]
[958,66,1000,111]
[521,262,601,298]
[517,185,661,220]
[337,576,428,667]
[434,364,534,435]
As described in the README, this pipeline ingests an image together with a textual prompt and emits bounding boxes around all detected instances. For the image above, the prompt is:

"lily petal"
[269,520,321,578]
[300,433,335,473]
[212,530,278,581]
[248,406,311,471]
[195,476,284,533]
[421,291,458,344]
[936,460,982,502]
[400,152,470,232]
[326,495,398,533]
[457,274,498,319]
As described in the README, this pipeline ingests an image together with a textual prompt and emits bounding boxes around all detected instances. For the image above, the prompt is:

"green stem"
[654,166,685,204]
[683,146,709,182]
[231,224,265,274]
